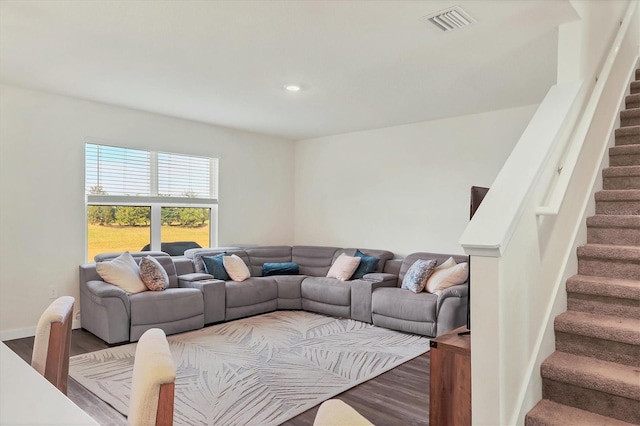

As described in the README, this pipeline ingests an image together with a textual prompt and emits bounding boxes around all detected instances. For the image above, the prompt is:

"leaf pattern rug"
[69,311,430,425]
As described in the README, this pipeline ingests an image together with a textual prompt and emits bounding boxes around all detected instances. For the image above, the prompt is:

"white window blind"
[158,152,218,198]
[85,143,218,202]
[85,144,150,196]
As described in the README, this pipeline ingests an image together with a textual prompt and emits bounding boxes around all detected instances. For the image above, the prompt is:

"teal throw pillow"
[351,249,380,279]
[263,262,300,276]
[202,253,230,281]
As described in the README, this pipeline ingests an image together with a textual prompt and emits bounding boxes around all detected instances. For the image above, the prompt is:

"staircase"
[526,70,640,425]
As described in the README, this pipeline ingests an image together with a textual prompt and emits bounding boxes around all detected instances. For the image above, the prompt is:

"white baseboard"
[1,320,82,342]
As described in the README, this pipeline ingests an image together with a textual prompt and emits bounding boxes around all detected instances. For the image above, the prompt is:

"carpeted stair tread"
[587,214,640,228]
[602,166,640,189]
[555,311,640,346]
[541,352,640,401]
[631,81,640,94]
[620,109,640,127]
[603,165,640,177]
[567,274,640,300]
[525,399,632,426]
[609,145,640,166]
[610,144,640,156]
[577,244,640,261]
[615,125,640,144]
[595,189,640,201]
[635,68,640,81]
[626,94,640,108]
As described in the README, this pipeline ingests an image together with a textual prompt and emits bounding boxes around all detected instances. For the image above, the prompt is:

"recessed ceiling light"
[284,85,301,92]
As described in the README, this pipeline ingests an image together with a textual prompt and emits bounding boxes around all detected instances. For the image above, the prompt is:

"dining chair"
[31,296,75,394]
[128,328,176,426]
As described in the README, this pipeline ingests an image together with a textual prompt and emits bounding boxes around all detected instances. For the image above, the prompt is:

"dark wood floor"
[4,329,430,425]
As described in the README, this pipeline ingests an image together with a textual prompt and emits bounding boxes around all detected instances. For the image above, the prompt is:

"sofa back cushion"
[183,247,245,274]
[292,246,341,277]
[245,246,293,276]
[333,248,394,274]
[398,253,468,288]
[94,251,179,288]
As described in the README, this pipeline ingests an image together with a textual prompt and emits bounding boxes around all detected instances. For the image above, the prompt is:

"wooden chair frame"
[43,306,73,394]
[156,383,175,426]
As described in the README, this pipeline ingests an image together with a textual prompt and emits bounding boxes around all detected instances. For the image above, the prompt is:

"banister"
[535,0,638,216]
[459,81,582,257]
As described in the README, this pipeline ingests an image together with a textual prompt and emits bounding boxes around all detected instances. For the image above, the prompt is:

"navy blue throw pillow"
[351,249,380,279]
[202,253,230,281]
[262,262,300,277]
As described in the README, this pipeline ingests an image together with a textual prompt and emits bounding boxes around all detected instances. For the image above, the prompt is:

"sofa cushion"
[225,277,278,308]
[301,277,351,306]
[425,258,469,293]
[292,246,341,276]
[245,246,293,277]
[129,288,203,325]
[401,259,437,293]
[202,254,230,281]
[327,253,361,281]
[263,262,300,276]
[139,256,170,291]
[183,247,244,273]
[96,251,147,294]
[372,287,438,323]
[351,249,380,279]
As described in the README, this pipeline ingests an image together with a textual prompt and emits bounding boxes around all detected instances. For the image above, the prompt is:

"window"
[85,142,218,261]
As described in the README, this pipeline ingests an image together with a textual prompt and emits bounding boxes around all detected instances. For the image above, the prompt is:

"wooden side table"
[429,326,471,426]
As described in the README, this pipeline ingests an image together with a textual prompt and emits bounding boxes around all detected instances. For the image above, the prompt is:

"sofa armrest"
[179,278,225,324]
[178,272,215,283]
[362,272,398,285]
[83,280,130,310]
[350,279,397,323]
[79,279,131,344]
[435,283,468,336]
[435,283,468,310]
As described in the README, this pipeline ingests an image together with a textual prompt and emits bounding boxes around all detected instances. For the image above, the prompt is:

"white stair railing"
[458,2,639,425]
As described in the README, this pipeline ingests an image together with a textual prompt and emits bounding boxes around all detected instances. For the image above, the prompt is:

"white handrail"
[536,1,638,216]
[459,81,582,256]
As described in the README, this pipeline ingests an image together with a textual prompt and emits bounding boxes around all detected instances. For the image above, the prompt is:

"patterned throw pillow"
[139,256,170,291]
[351,249,380,279]
[202,253,230,281]
[401,259,438,293]
[95,251,147,294]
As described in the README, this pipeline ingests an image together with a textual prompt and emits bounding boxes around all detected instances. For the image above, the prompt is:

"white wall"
[293,105,538,257]
[0,84,295,339]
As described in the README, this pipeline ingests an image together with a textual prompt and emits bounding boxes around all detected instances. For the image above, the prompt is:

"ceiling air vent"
[421,6,476,32]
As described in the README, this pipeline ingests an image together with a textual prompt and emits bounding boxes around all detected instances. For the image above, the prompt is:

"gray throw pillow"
[401,259,438,293]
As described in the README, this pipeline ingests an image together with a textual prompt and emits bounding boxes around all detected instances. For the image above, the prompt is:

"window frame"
[85,141,218,260]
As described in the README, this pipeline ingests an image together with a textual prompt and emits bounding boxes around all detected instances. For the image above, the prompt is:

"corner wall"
[0,84,295,339]
[293,105,538,257]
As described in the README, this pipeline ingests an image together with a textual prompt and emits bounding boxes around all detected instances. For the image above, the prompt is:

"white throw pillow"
[96,251,147,294]
[223,254,251,282]
[326,253,361,281]
[425,257,469,293]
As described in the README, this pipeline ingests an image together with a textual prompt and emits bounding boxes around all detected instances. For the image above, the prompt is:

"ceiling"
[0,1,578,140]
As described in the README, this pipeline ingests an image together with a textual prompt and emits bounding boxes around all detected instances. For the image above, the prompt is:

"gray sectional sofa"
[79,245,468,344]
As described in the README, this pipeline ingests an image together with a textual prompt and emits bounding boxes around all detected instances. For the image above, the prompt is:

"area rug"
[69,311,430,425]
